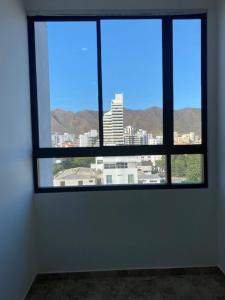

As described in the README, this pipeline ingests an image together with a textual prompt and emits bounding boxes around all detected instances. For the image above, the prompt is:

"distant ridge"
[51,107,201,136]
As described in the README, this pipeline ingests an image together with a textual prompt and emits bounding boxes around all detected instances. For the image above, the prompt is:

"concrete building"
[91,156,166,185]
[103,157,138,185]
[91,156,138,184]
[138,173,163,184]
[124,126,149,145]
[103,93,124,145]
[79,129,98,147]
[54,167,96,186]
[51,132,77,147]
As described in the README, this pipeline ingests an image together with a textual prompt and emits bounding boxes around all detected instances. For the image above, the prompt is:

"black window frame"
[28,14,208,193]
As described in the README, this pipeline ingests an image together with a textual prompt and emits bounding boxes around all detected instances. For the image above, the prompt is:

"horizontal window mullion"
[170,145,205,154]
[171,14,206,20]
[29,16,100,22]
[29,15,205,23]
[36,182,207,193]
[34,144,205,159]
[34,145,166,158]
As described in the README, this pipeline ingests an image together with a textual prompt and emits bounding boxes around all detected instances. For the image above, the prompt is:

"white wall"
[25,0,218,273]
[36,189,216,272]
[0,0,36,299]
[217,0,225,274]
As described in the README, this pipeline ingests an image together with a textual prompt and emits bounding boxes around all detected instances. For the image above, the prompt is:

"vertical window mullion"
[162,17,174,184]
[96,19,104,147]
[33,157,39,192]
[28,18,40,150]
[28,18,40,192]
[201,15,208,186]
[201,16,207,147]
[166,155,171,185]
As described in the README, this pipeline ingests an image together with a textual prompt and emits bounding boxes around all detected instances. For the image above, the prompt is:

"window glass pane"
[106,175,112,184]
[38,155,167,187]
[128,174,134,184]
[171,154,203,184]
[173,20,202,145]
[35,21,99,148]
[101,20,163,146]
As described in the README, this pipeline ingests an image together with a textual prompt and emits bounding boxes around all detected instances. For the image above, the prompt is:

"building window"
[128,174,134,184]
[104,164,116,169]
[28,14,207,192]
[106,175,113,185]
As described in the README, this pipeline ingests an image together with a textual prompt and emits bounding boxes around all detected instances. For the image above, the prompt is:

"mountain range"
[51,107,201,136]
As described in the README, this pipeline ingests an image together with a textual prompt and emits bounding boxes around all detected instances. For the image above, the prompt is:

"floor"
[26,269,225,300]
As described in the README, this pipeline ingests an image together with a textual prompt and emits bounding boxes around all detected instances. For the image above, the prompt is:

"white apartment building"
[51,132,76,147]
[124,125,137,145]
[138,173,163,184]
[79,129,98,147]
[136,155,163,165]
[103,93,124,146]
[124,126,149,145]
[91,156,138,185]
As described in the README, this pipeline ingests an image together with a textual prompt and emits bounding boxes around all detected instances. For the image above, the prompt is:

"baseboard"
[34,266,221,283]
[25,266,225,299]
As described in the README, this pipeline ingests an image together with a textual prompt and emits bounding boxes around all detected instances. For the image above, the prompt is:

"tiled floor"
[26,268,225,300]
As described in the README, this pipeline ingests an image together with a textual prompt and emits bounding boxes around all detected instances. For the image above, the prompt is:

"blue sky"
[47,19,201,112]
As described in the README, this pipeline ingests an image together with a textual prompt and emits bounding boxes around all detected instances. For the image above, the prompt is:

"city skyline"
[51,93,201,148]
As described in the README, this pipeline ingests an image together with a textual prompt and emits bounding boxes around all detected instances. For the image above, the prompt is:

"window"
[128,174,134,184]
[28,14,207,192]
[106,175,113,185]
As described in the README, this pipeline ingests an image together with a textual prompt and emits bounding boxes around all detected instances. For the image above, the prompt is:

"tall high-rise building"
[103,93,124,146]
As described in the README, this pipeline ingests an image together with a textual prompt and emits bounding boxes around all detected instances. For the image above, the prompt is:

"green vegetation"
[53,157,95,175]
[155,156,166,171]
[171,154,202,183]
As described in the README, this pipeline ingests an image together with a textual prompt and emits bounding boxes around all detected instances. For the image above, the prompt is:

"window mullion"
[96,20,104,147]
[162,17,174,185]
[28,18,40,150]
[201,16,207,147]
[201,15,208,186]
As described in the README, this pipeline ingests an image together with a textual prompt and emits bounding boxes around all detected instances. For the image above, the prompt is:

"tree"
[186,155,201,183]
[171,154,201,183]
[61,157,95,169]
[53,163,63,175]
[155,156,166,172]
[171,155,187,178]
